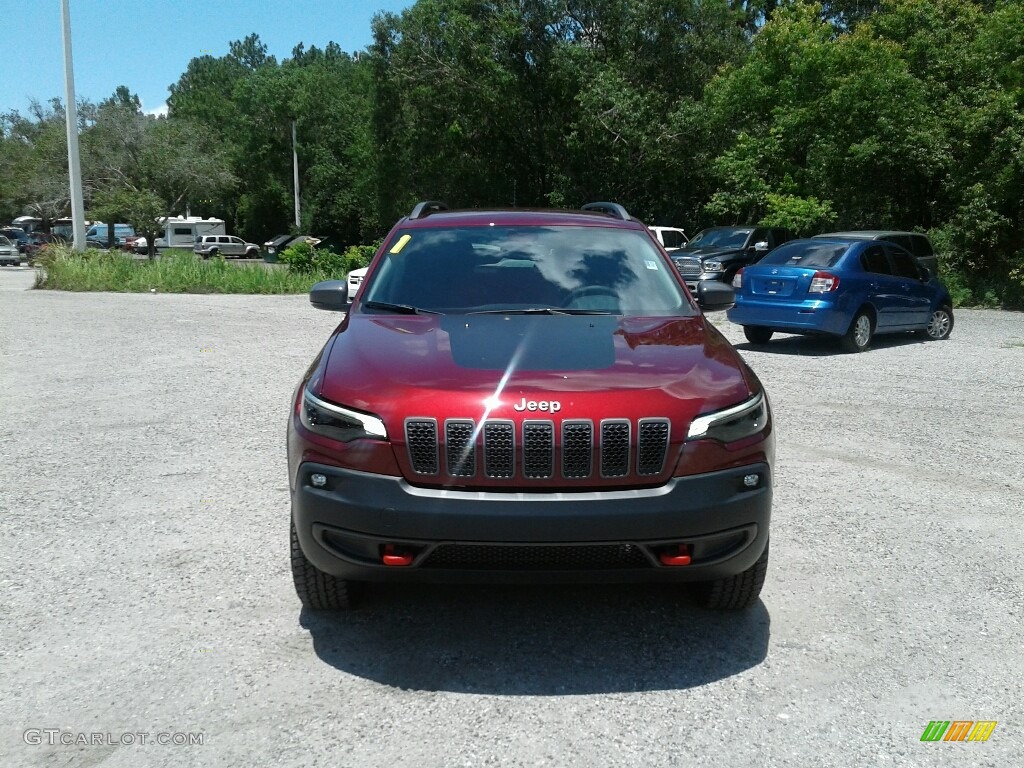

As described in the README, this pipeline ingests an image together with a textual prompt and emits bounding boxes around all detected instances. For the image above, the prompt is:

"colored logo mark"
[920,721,997,742]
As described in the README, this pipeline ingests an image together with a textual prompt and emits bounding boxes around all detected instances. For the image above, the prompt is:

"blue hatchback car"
[726,238,954,352]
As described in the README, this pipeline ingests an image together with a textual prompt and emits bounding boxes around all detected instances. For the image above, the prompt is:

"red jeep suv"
[288,202,774,610]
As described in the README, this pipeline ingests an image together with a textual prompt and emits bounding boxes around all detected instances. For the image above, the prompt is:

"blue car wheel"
[920,306,953,340]
[743,326,774,345]
[841,310,874,353]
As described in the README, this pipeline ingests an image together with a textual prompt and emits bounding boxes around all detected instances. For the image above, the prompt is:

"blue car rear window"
[760,242,848,268]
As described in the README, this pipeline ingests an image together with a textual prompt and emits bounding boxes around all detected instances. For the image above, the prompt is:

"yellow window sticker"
[389,234,412,254]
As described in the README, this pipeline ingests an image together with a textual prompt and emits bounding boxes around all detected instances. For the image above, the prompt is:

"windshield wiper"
[468,307,614,316]
[363,301,443,315]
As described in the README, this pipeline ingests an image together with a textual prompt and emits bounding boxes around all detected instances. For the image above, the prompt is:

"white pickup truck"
[648,225,688,252]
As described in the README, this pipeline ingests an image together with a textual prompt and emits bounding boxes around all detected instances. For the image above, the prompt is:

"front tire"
[841,309,874,353]
[743,326,774,345]
[920,305,953,340]
[692,541,769,610]
[290,518,360,610]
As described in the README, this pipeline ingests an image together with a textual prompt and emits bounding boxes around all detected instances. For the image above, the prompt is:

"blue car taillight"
[808,271,840,293]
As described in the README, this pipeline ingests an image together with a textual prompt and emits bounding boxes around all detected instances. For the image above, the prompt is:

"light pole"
[60,0,86,251]
[292,120,301,229]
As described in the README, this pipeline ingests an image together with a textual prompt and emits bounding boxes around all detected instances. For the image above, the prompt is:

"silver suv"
[193,235,261,259]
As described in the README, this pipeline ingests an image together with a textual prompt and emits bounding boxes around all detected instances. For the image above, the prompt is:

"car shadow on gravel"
[300,583,769,694]
[734,332,928,357]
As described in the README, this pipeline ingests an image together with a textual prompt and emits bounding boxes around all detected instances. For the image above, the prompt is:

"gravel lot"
[2,267,1022,767]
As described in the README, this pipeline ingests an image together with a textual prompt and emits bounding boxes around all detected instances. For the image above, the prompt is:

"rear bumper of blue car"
[727,299,851,336]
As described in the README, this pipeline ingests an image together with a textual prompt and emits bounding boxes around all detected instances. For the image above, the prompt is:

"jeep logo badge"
[513,397,562,413]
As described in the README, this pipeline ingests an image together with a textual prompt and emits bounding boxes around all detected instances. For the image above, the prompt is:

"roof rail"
[409,201,449,220]
[582,202,631,221]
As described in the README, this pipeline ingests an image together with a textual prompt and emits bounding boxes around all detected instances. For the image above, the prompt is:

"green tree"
[0,99,94,231]
[704,1,946,228]
[84,87,236,257]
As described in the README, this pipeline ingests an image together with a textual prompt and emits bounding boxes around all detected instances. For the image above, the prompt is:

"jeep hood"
[316,313,754,428]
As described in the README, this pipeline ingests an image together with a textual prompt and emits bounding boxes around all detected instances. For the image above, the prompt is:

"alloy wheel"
[854,315,872,348]
[927,310,951,339]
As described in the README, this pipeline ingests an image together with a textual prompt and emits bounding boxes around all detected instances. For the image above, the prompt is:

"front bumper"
[680,272,732,293]
[292,462,771,583]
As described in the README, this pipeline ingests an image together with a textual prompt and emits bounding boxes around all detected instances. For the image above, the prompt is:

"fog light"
[743,473,759,488]
[310,473,327,488]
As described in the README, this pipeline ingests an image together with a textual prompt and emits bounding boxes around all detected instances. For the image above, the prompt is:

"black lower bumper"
[292,462,771,583]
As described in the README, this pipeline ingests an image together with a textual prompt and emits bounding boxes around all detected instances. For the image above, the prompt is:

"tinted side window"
[772,229,791,246]
[219,236,231,244]
[750,228,769,248]
[908,235,933,258]
[881,235,910,253]
[885,245,922,279]
[861,246,891,275]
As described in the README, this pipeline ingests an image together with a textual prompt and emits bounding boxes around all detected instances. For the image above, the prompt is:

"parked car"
[0,235,21,265]
[84,223,135,247]
[193,234,261,259]
[1,227,30,254]
[671,226,793,292]
[726,238,953,352]
[288,200,773,612]
[813,230,938,276]
[648,225,688,252]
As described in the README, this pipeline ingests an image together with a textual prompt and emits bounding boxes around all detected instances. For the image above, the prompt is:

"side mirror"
[752,241,769,254]
[310,280,349,311]
[696,281,736,312]
[919,267,931,281]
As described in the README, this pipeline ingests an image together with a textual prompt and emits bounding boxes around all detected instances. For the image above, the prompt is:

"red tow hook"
[658,545,692,567]
[381,544,415,567]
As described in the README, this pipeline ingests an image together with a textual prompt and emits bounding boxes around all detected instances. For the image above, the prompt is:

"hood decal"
[440,315,617,371]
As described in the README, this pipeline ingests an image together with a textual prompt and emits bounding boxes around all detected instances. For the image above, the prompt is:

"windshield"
[688,228,752,248]
[759,241,849,268]
[361,225,693,316]
[0,236,11,246]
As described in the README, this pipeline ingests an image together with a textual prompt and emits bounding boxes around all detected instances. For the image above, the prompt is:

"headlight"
[703,260,724,273]
[687,393,767,443]
[300,388,387,442]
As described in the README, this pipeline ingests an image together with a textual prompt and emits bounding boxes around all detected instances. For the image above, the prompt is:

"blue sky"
[2,0,412,116]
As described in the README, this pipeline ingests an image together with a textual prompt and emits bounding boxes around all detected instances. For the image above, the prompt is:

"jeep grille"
[404,417,671,481]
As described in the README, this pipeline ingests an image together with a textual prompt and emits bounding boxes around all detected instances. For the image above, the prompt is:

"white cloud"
[145,102,169,118]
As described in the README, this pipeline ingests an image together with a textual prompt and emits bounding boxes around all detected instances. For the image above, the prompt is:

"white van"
[85,223,135,245]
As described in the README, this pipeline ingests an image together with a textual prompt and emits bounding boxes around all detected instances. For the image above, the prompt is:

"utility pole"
[292,120,301,229]
[60,0,87,251]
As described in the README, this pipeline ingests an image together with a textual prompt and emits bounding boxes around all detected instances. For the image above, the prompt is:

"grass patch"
[34,247,340,294]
